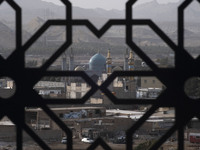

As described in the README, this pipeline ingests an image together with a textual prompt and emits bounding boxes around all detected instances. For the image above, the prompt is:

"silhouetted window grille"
[0,0,199,150]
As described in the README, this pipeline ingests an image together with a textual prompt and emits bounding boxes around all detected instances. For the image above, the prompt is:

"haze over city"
[43,0,180,10]
[0,0,200,149]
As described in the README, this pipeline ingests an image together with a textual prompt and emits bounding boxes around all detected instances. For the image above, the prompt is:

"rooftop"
[0,121,15,126]
[26,107,106,112]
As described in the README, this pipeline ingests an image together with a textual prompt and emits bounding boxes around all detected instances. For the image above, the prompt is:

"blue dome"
[89,53,106,72]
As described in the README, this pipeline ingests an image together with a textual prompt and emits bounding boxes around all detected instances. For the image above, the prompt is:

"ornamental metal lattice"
[0,0,199,150]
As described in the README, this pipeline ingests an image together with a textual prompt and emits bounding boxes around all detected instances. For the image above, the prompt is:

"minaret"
[62,53,67,71]
[69,48,74,71]
[128,50,134,80]
[62,53,67,98]
[128,50,134,71]
[124,48,129,70]
[106,49,112,75]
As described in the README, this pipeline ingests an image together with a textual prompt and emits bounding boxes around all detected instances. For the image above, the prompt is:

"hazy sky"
[43,0,180,10]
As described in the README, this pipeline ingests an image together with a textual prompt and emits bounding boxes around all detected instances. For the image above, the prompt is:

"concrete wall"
[26,108,106,130]
[0,126,62,142]
[23,130,62,142]
[35,81,64,88]
[0,126,16,141]
[76,118,134,134]
[67,83,90,99]
[141,77,163,88]
[90,98,103,104]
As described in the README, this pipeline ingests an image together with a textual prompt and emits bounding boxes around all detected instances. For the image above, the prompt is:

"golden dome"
[74,66,84,71]
[112,66,123,72]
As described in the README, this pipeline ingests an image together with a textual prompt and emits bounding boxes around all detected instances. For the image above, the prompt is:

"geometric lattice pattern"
[0,0,200,149]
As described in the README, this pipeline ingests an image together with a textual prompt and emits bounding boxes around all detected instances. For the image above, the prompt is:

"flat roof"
[26,107,106,112]
[0,121,15,126]
[107,109,175,120]
[106,109,144,115]
[189,133,200,136]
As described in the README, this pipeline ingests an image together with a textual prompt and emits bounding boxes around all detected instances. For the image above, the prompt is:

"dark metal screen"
[0,0,199,149]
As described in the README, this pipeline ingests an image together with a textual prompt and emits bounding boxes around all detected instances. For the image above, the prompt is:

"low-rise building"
[140,77,164,89]
[25,107,106,130]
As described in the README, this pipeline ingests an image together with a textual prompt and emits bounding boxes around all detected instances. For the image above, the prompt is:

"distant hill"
[132,0,181,22]
[133,0,200,23]
[1,0,200,23]
[0,21,31,57]
[0,21,15,50]
[25,17,45,33]
[0,0,200,56]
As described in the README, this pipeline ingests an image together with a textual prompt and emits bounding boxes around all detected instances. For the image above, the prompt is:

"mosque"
[35,49,162,109]
[34,48,163,106]
[66,48,135,78]
[63,49,137,108]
